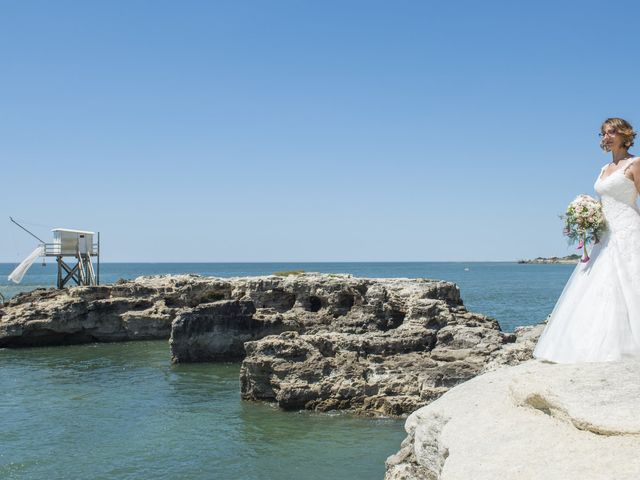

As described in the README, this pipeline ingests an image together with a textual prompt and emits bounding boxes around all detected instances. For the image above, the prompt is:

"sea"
[0,262,573,480]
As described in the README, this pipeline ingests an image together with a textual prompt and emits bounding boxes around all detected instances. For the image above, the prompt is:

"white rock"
[386,360,640,480]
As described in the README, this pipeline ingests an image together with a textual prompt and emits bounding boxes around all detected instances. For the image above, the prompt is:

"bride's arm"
[628,160,640,194]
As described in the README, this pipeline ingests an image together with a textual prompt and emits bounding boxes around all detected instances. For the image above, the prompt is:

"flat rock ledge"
[0,273,541,415]
[385,360,640,480]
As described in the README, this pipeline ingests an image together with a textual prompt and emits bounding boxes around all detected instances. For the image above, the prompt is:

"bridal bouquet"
[562,194,606,262]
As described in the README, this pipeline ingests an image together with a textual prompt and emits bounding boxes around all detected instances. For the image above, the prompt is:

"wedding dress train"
[534,159,640,363]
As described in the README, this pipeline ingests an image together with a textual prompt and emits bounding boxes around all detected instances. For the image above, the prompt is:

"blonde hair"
[600,117,636,151]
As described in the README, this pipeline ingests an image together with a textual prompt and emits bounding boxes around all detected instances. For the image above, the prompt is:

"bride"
[534,118,640,363]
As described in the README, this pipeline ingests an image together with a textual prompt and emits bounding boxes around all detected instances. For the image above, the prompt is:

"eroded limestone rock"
[0,273,541,416]
[385,360,640,480]
[238,275,525,416]
[170,299,281,362]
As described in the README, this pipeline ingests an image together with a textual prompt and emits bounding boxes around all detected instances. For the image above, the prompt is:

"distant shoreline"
[517,254,580,264]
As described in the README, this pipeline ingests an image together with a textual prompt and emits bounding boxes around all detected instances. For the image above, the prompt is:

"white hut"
[52,229,95,255]
[47,228,100,288]
[8,218,101,288]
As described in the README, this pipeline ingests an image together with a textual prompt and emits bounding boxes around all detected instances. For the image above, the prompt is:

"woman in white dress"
[534,118,640,363]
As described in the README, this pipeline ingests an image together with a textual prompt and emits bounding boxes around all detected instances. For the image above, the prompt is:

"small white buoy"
[464,267,470,271]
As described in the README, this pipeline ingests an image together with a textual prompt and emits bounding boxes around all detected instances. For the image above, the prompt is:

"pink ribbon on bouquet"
[577,238,590,263]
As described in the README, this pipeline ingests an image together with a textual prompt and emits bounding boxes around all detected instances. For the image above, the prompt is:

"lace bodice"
[595,161,640,234]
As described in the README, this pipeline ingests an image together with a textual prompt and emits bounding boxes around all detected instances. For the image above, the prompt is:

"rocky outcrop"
[0,284,176,347]
[0,273,542,415]
[518,254,580,264]
[238,276,535,416]
[0,275,309,348]
[167,274,471,364]
[170,299,279,362]
[482,323,545,371]
[385,360,640,480]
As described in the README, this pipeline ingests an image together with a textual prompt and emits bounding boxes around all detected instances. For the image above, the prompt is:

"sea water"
[0,262,573,479]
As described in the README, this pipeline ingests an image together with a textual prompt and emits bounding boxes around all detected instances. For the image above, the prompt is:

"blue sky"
[2,0,640,262]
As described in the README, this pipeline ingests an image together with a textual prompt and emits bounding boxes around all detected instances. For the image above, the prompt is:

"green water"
[0,341,405,480]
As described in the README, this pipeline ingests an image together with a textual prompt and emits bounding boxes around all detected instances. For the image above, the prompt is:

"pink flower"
[577,239,584,249]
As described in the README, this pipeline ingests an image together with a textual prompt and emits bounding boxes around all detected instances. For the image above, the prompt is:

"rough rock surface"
[482,323,545,371]
[170,300,276,362]
[238,275,538,416]
[0,284,176,347]
[0,273,541,415]
[385,359,640,480]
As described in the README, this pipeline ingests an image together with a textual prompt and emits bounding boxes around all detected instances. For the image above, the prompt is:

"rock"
[0,275,254,347]
[0,286,173,347]
[239,276,530,416]
[0,284,177,347]
[518,255,580,264]
[482,323,545,372]
[0,274,463,351]
[170,299,284,363]
[385,360,640,480]
[0,272,544,416]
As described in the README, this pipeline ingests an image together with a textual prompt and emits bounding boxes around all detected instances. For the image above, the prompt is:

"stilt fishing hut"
[47,229,100,288]
[8,218,100,288]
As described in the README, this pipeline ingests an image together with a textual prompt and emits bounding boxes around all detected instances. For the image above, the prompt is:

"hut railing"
[42,243,100,257]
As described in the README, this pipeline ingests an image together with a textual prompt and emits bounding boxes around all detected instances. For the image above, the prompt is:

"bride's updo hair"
[600,117,636,151]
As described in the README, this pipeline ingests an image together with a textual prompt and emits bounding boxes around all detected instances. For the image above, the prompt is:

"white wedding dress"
[534,158,640,363]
